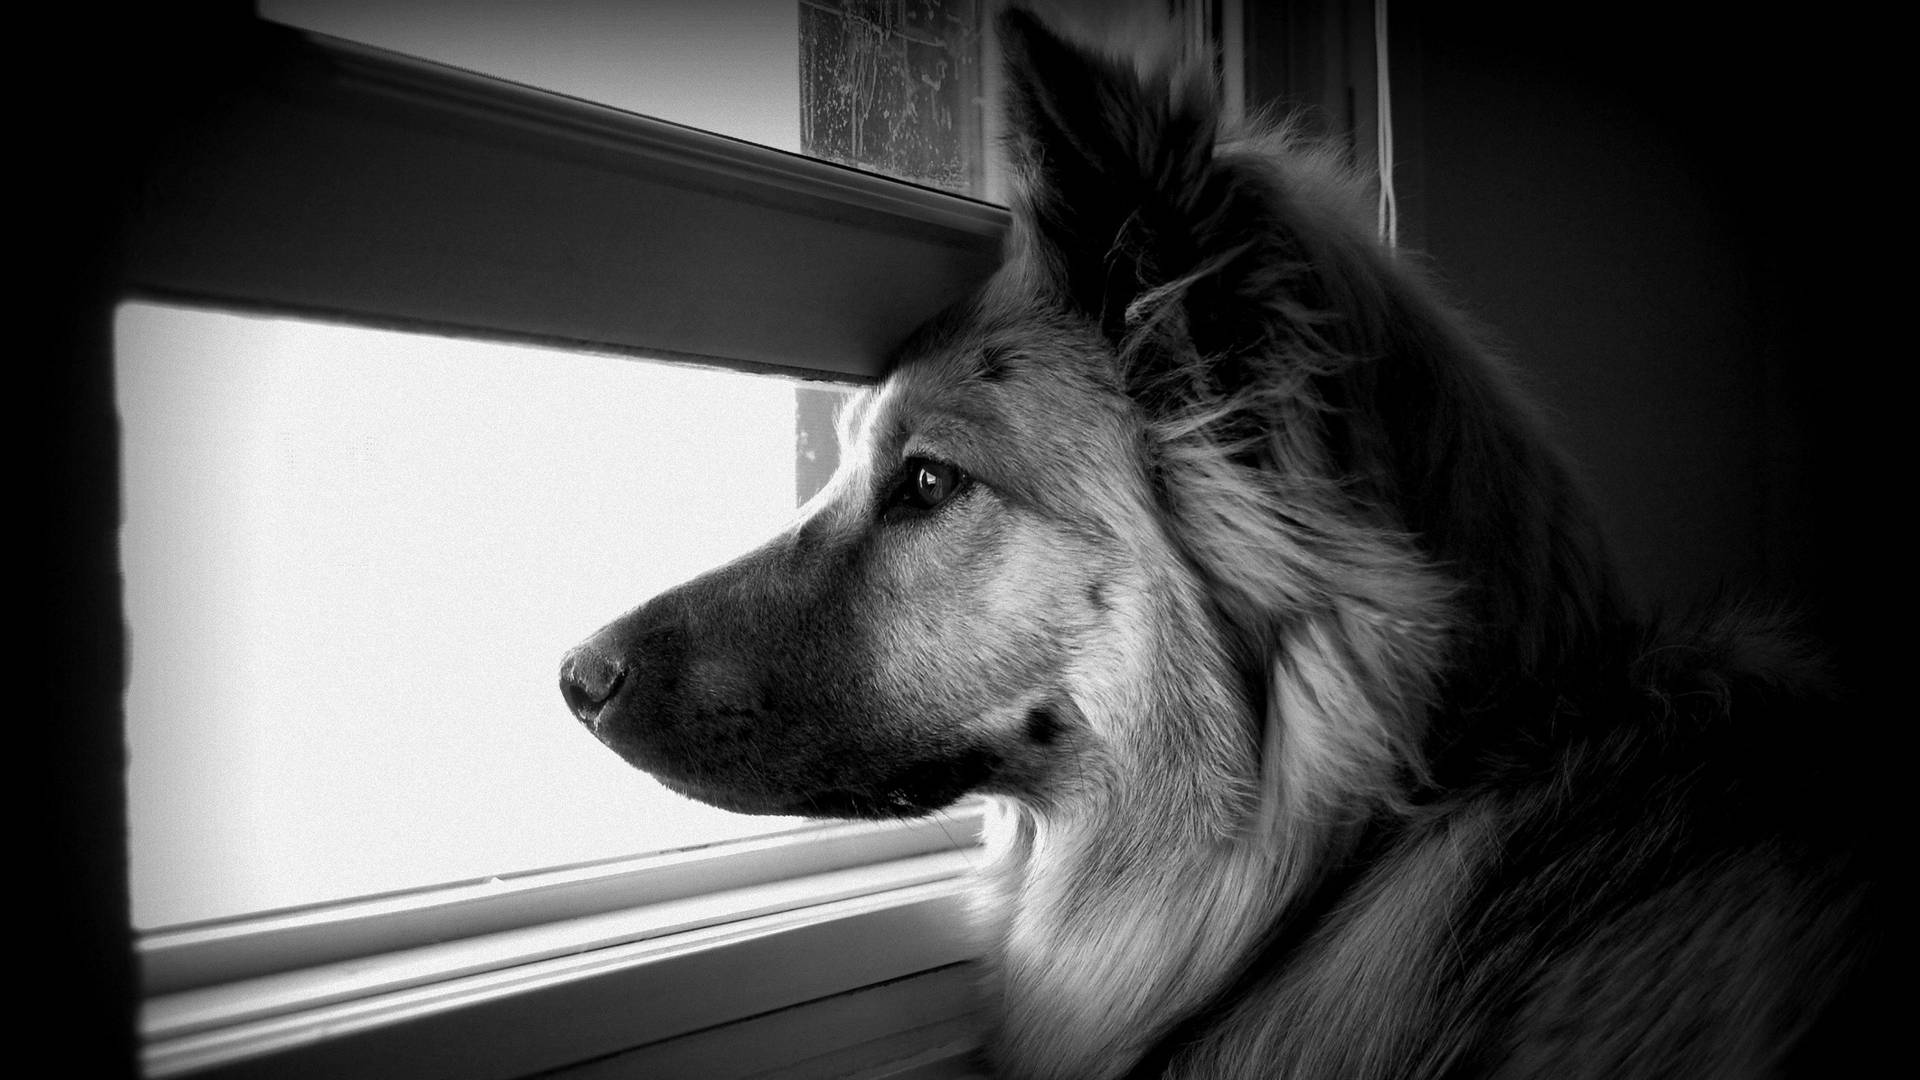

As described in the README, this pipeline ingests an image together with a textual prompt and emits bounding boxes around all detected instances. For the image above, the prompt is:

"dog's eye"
[889,457,969,513]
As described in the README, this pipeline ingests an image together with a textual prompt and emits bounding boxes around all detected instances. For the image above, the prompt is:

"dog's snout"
[560,645,627,726]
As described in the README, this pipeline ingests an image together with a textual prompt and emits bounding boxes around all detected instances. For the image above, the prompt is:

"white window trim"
[122,15,1010,1079]
[141,815,988,1078]
[139,813,986,997]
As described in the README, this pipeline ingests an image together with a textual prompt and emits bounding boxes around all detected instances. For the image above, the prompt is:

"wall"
[1377,5,1866,678]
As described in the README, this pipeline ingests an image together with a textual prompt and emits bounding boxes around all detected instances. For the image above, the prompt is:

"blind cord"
[1374,0,1398,248]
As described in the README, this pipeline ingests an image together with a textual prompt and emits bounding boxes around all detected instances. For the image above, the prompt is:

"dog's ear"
[997,8,1224,346]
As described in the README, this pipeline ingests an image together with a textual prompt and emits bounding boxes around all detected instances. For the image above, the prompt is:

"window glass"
[117,301,853,929]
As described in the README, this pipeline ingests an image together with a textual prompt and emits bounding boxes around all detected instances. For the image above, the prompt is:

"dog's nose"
[560,645,627,726]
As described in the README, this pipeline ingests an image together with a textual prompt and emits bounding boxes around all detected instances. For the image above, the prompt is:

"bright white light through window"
[117,301,851,929]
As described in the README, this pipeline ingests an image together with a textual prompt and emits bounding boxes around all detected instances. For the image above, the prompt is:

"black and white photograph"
[39,2,1888,1077]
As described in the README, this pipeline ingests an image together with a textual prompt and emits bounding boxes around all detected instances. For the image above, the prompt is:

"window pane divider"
[306,27,1011,238]
[118,18,1009,381]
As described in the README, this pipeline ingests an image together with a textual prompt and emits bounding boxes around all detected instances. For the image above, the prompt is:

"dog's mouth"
[560,566,1036,823]
[794,749,1002,818]
[645,746,1001,820]
[565,672,999,819]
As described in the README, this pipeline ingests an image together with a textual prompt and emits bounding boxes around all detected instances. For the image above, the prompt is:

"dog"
[560,10,1876,1078]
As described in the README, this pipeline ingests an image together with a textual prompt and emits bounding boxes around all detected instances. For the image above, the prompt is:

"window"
[111,2,1241,1076]
[119,302,848,929]
[120,10,1007,1077]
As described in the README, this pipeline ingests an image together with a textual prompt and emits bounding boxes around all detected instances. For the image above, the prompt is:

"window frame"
[119,19,1008,382]
[115,12,1012,1079]
[140,815,989,1079]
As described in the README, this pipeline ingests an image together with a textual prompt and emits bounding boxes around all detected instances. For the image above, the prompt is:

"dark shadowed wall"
[1255,2,1868,678]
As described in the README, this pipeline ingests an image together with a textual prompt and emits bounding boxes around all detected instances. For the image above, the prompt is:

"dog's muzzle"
[559,643,627,728]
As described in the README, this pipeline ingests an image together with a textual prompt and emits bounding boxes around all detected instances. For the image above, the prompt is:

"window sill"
[143,845,986,1078]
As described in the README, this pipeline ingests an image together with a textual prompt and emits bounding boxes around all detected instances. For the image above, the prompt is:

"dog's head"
[556,293,1160,819]
[561,10,1463,828]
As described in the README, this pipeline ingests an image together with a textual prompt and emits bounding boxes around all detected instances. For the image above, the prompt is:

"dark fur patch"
[1085,581,1108,612]
[1023,704,1063,747]
[977,343,1018,382]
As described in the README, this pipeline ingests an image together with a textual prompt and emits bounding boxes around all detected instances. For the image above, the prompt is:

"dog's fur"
[560,11,1876,1078]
